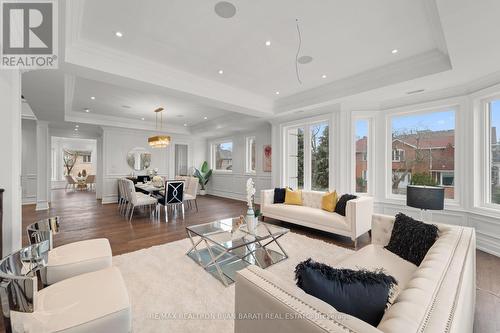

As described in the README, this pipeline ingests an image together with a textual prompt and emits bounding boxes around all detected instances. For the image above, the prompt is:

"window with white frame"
[212,141,233,171]
[390,109,456,199]
[355,120,369,193]
[392,149,405,162]
[246,136,256,173]
[284,120,329,191]
[488,99,500,204]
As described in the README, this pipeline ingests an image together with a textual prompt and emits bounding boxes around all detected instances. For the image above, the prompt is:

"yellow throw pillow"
[321,191,338,212]
[285,188,303,206]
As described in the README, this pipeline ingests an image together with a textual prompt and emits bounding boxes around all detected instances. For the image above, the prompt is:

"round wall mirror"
[126,148,152,171]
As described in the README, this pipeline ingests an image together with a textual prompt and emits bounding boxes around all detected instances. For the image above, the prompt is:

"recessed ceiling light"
[322,74,327,79]
[183,123,188,127]
[84,108,90,113]
[265,40,271,46]
[75,125,79,128]
[392,49,399,54]
[90,96,95,100]
[204,116,208,120]
[74,128,78,131]
[214,1,236,18]
[275,91,280,95]
[141,117,145,120]
[115,31,123,38]
[218,69,224,75]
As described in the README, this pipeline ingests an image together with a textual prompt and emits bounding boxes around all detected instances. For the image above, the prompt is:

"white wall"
[0,70,22,254]
[102,126,206,204]
[21,119,37,204]
[271,89,500,257]
[207,124,272,202]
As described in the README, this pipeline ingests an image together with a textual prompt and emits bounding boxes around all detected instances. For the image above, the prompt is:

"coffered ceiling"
[21,0,500,137]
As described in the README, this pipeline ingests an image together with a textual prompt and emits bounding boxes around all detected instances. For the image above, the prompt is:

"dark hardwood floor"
[16,189,500,332]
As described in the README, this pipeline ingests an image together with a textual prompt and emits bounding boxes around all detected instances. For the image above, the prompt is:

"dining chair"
[65,175,77,192]
[124,179,157,221]
[156,180,184,222]
[86,174,96,191]
[0,241,131,333]
[184,177,199,212]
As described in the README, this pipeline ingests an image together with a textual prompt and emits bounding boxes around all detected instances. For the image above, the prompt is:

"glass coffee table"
[186,218,289,286]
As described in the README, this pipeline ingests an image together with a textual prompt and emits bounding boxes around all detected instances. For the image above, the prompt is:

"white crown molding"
[274,49,452,114]
[65,38,274,117]
[423,0,449,56]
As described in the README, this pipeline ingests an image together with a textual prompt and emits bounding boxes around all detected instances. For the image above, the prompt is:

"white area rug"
[113,232,353,333]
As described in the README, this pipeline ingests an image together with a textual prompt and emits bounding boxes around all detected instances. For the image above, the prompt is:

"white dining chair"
[124,179,157,221]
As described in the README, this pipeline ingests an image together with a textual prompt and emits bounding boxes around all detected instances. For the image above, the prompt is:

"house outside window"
[390,109,456,199]
[213,141,233,171]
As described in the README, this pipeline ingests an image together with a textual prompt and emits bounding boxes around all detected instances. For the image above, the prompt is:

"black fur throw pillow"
[334,194,357,216]
[273,188,287,204]
[295,259,397,327]
[385,213,439,266]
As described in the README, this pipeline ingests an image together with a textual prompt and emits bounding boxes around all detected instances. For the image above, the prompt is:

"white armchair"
[0,242,131,333]
[27,217,112,285]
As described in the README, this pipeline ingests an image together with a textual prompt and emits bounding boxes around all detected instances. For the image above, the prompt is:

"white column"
[36,121,50,211]
[0,70,22,254]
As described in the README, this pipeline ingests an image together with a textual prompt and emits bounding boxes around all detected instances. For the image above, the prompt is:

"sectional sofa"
[234,214,476,333]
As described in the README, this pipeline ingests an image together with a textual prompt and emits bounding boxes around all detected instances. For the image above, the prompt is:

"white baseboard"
[476,231,500,257]
[102,195,118,204]
[35,201,49,211]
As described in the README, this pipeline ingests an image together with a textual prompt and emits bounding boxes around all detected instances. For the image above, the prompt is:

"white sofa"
[261,189,374,246]
[234,214,476,333]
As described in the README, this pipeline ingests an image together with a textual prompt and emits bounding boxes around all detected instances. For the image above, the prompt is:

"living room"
[0,0,499,332]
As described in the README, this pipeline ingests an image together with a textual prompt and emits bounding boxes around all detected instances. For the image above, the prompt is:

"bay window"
[246,136,256,173]
[354,119,369,193]
[390,109,456,199]
[488,99,500,204]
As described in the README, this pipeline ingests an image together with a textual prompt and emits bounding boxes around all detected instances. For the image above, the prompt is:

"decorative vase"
[199,189,206,196]
[246,207,257,234]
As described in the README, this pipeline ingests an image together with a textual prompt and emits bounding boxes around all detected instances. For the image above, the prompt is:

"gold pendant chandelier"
[148,107,171,148]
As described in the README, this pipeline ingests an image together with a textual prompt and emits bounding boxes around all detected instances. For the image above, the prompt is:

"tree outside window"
[391,110,456,199]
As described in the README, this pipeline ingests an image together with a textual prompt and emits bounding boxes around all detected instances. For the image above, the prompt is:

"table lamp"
[406,185,445,221]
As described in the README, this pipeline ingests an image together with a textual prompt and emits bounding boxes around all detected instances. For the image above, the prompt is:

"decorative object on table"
[148,107,171,148]
[78,171,82,177]
[294,258,398,327]
[82,169,87,177]
[152,176,164,187]
[263,145,272,172]
[246,178,257,234]
[127,147,152,171]
[406,185,444,221]
[321,191,338,212]
[194,161,212,195]
[284,188,302,205]
[385,212,439,266]
[334,194,357,216]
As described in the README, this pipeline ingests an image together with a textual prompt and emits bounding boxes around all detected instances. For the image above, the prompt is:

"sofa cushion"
[264,204,350,231]
[335,194,357,216]
[385,213,439,266]
[295,259,397,327]
[335,244,417,292]
[285,188,303,205]
[273,188,286,203]
[321,191,338,212]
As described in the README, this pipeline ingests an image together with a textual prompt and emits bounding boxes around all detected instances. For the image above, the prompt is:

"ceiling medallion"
[214,2,236,18]
[148,107,171,148]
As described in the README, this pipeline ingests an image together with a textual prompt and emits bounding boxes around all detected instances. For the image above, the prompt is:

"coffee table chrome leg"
[186,231,203,263]
[243,243,261,266]
[204,239,229,286]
